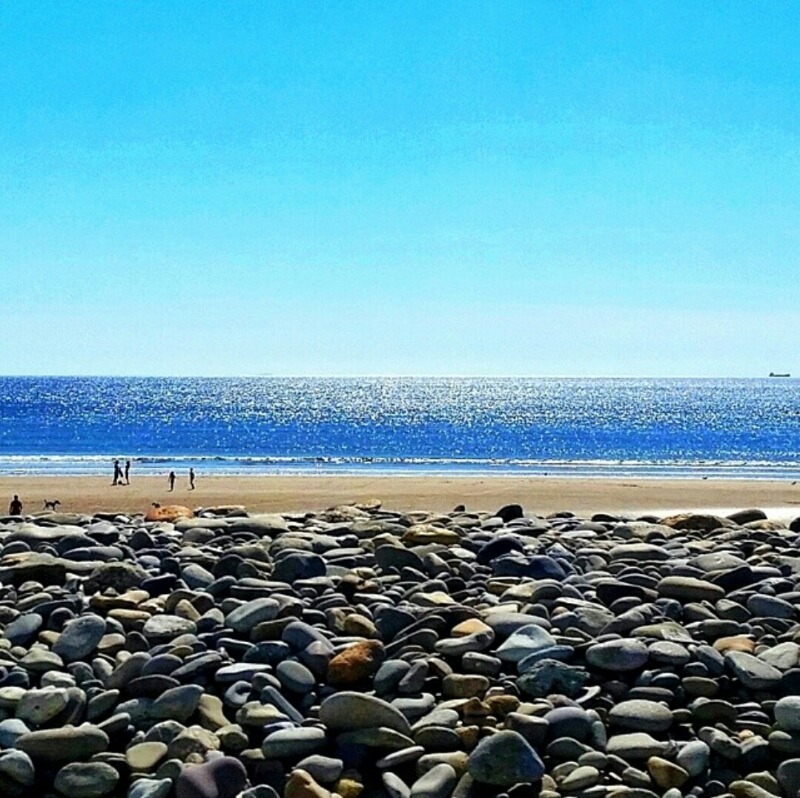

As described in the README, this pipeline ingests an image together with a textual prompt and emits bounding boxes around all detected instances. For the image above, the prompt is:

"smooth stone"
[276,660,316,694]
[225,599,280,633]
[777,759,800,797]
[647,756,689,789]
[15,687,69,725]
[0,718,30,748]
[53,761,120,798]
[19,648,63,672]
[15,724,109,762]
[759,642,800,670]
[657,576,724,602]
[295,755,344,784]
[729,781,782,798]
[285,769,332,798]
[128,778,173,798]
[606,733,669,761]
[53,614,107,662]
[561,765,600,791]
[377,746,426,769]
[586,639,649,671]
[272,552,326,583]
[152,685,204,723]
[142,615,197,640]
[175,756,248,798]
[262,727,326,758]
[676,740,709,777]
[495,625,557,663]
[0,749,35,786]
[319,692,412,736]
[726,651,782,690]
[608,700,673,733]
[410,763,458,798]
[467,730,544,786]
[775,696,800,731]
[336,727,415,750]
[544,706,591,742]
[4,614,43,647]
[126,742,168,771]
[383,772,411,798]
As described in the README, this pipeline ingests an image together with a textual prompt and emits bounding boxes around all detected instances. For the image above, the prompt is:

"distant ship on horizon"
[769,372,791,377]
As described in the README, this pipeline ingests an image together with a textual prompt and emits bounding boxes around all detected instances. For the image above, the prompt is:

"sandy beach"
[2,474,800,519]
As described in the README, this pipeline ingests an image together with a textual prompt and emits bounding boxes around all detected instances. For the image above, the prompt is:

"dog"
[43,499,61,510]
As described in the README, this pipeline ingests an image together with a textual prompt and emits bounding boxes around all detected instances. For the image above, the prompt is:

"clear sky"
[1,1,798,376]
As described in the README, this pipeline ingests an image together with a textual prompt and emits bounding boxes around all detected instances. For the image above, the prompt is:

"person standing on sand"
[124,459,131,485]
[9,495,22,515]
[189,468,196,490]
[168,471,176,491]
[112,460,122,486]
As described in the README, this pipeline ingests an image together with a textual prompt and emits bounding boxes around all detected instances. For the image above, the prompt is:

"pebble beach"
[1,498,800,798]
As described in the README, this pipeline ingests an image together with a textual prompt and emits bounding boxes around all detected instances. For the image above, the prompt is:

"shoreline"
[2,474,800,519]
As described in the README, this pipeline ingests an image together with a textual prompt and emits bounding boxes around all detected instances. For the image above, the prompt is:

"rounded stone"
[648,756,689,789]
[409,763,458,798]
[175,756,248,798]
[775,696,800,732]
[319,692,411,736]
[54,761,120,798]
[468,730,544,786]
[126,742,168,771]
[675,740,709,777]
[16,687,69,725]
[0,749,35,787]
[53,614,107,662]
[128,779,173,798]
[225,598,280,633]
[15,725,109,762]
[495,625,557,663]
[586,639,649,671]
[262,727,326,759]
[608,700,673,733]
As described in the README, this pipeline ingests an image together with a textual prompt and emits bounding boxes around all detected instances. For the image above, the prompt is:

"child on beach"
[8,495,22,515]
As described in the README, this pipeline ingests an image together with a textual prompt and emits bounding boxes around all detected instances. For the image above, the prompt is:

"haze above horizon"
[1,2,798,377]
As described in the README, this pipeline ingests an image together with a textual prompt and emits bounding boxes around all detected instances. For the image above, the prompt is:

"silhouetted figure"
[112,460,122,486]
[9,495,22,515]
[168,471,176,492]
[189,468,196,490]
[124,459,131,485]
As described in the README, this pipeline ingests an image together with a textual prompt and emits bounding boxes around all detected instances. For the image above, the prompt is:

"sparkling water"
[0,377,798,478]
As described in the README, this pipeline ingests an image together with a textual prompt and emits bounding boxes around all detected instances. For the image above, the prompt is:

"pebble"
[467,730,545,786]
[0,501,797,797]
[53,761,120,797]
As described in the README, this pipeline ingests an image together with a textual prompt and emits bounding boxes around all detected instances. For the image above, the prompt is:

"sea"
[0,377,798,479]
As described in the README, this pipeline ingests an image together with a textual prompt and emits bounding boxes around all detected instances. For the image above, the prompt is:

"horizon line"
[0,373,793,380]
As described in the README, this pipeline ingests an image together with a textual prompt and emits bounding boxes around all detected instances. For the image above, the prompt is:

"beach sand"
[2,474,800,519]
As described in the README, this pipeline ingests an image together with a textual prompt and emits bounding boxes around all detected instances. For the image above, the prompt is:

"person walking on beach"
[168,471,176,491]
[8,495,22,515]
[112,460,122,486]
[124,459,131,485]
[189,468,196,490]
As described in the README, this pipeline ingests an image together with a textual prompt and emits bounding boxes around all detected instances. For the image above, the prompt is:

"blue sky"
[1,1,798,376]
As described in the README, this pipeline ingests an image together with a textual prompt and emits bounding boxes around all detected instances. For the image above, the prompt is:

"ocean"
[0,377,798,479]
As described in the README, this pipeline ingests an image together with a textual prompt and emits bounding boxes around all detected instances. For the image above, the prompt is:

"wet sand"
[2,474,800,519]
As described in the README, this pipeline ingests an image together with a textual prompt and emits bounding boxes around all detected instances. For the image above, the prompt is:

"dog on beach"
[43,499,61,510]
